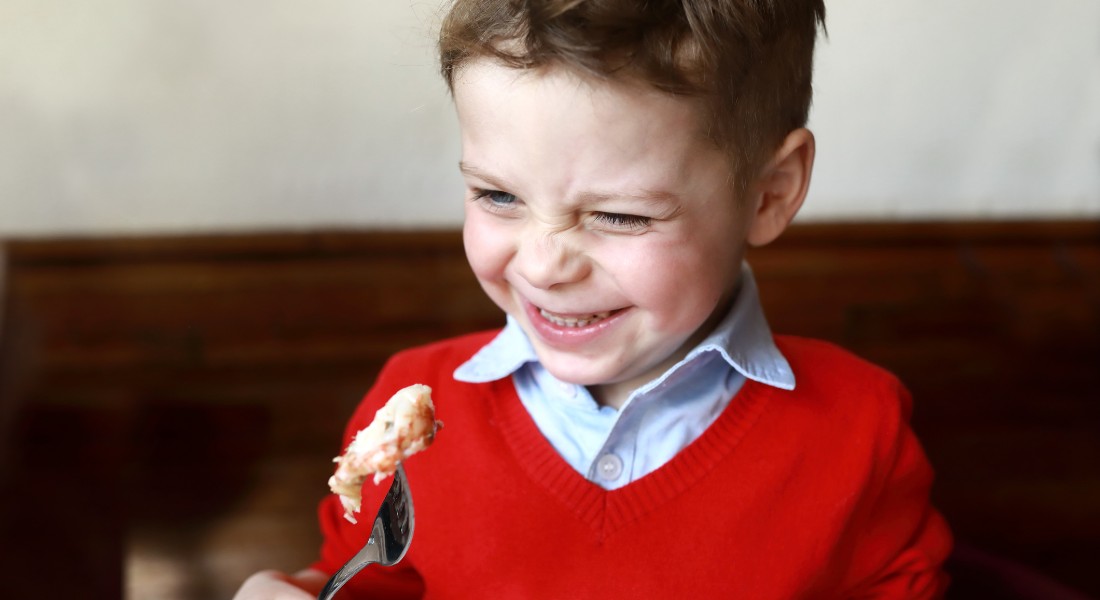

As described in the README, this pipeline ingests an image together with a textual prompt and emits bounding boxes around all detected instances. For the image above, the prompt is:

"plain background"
[0,0,1098,237]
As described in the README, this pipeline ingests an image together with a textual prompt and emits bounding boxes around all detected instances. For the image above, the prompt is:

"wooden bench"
[1,221,1097,598]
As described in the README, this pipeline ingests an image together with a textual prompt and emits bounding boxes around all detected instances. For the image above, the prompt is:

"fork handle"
[316,518,385,600]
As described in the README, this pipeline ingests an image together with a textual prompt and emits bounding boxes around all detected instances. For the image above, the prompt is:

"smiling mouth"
[538,308,614,328]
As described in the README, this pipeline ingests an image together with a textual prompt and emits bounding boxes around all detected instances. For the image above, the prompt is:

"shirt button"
[595,454,624,481]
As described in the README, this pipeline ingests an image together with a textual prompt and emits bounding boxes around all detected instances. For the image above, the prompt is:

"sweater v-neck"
[485,376,775,539]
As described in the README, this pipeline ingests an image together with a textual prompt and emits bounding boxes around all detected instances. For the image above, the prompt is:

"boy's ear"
[745,128,815,247]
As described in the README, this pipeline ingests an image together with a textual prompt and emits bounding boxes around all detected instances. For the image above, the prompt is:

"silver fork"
[317,463,415,600]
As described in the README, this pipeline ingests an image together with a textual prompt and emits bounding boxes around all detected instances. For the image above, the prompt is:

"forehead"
[452,59,718,169]
[453,59,735,210]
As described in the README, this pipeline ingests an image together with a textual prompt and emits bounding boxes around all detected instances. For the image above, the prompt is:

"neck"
[588,282,742,410]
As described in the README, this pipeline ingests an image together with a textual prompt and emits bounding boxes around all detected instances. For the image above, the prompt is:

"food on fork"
[328,384,441,523]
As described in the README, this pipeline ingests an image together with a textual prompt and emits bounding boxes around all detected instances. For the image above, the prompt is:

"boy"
[235,0,952,597]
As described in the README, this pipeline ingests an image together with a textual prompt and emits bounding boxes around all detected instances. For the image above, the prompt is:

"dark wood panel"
[1,221,1098,598]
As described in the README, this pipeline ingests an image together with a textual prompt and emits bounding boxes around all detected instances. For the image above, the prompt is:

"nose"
[513,228,590,290]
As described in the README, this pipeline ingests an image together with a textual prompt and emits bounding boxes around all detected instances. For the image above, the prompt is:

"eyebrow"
[459,161,519,196]
[459,161,501,183]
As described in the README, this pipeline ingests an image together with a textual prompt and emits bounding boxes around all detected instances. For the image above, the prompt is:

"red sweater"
[313,331,952,599]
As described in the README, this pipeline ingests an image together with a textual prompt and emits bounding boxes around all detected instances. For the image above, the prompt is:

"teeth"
[539,308,611,328]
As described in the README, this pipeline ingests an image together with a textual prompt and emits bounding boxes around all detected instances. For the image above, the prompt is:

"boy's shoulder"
[382,328,501,379]
[346,329,501,432]
[774,334,900,382]
[772,334,913,418]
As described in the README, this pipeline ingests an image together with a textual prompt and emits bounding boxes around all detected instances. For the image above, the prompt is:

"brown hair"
[438,0,826,195]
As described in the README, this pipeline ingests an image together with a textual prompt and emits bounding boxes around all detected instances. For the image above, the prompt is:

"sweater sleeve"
[842,382,954,599]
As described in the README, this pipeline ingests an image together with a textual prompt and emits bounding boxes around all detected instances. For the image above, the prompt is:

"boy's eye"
[471,188,517,207]
[592,212,651,231]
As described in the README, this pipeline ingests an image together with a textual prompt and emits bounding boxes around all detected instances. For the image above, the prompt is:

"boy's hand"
[232,568,328,600]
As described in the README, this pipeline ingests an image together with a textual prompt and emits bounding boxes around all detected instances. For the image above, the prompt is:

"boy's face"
[454,60,756,408]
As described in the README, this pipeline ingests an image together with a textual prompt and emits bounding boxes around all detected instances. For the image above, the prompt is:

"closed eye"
[592,212,651,231]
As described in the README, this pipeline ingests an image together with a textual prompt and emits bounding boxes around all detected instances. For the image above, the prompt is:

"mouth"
[522,301,627,347]
[538,308,614,328]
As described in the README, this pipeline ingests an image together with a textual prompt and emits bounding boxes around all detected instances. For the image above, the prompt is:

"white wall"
[1,0,1097,237]
[805,0,1100,220]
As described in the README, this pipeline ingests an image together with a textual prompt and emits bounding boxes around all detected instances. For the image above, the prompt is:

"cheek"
[462,212,512,283]
[606,241,731,323]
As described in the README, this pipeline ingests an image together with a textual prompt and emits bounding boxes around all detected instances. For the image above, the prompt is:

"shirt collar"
[452,313,538,382]
[453,261,795,391]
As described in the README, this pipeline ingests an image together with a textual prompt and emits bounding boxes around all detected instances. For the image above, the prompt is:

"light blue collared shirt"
[453,262,795,489]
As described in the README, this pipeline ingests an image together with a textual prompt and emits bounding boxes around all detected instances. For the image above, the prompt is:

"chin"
[529,349,611,386]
